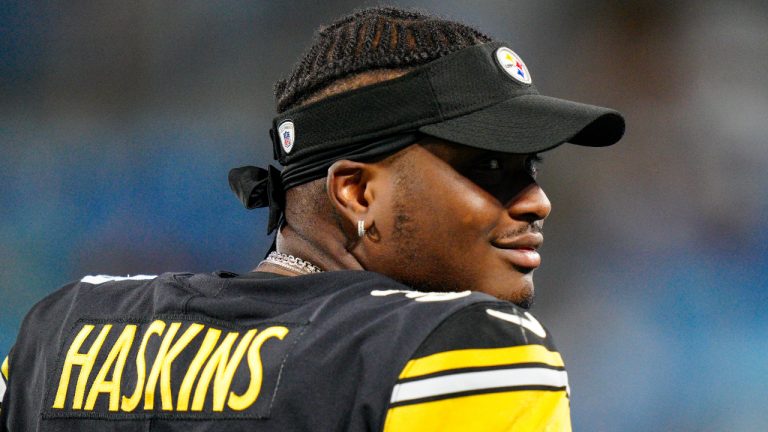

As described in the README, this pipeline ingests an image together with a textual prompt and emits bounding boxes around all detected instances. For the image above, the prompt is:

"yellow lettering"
[84,325,137,411]
[228,326,289,411]
[144,322,181,409]
[50,320,287,414]
[191,329,257,411]
[213,329,258,411]
[121,320,165,411]
[176,327,221,411]
[52,324,111,410]
[158,323,204,410]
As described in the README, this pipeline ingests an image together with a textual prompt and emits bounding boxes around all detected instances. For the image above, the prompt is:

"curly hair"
[274,7,493,113]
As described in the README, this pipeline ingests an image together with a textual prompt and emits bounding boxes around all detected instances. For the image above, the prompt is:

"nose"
[506,181,551,223]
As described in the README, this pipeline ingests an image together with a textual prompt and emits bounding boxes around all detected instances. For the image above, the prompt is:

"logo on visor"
[278,120,295,154]
[495,47,532,85]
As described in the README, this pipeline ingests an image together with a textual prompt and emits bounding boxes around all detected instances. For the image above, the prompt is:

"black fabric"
[280,132,422,190]
[270,41,624,164]
[410,302,557,359]
[273,70,440,164]
[419,95,626,153]
[228,165,284,233]
[3,271,544,431]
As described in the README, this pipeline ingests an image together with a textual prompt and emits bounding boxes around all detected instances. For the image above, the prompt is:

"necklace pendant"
[261,251,323,274]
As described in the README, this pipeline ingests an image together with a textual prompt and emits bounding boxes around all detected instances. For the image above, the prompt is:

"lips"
[491,233,543,270]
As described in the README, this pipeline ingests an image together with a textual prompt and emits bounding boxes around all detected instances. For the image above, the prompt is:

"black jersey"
[0,270,571,431]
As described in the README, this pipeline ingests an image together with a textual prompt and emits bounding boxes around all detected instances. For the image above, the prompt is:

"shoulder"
[325,271,555,349]
[300,271,520,348]
[395,302,564,401]
[290,271,572,431]
[290,270,555,361]
[13,272,204,360]
[410,302,557,358]
[381,302,571,432]
[20,274,162,327]
[30,273,161,305]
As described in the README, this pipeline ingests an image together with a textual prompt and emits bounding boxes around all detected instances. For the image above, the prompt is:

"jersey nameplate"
[43,318,302,420]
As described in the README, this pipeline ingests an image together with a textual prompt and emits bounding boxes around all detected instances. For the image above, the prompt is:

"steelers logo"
[494,47,532,84]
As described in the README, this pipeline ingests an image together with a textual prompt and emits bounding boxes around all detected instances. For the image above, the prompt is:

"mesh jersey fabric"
[1,270,570,431]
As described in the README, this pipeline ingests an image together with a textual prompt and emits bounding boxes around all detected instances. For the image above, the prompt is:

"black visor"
[270,41,625,167]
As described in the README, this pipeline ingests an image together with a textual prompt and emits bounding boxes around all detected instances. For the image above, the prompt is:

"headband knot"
[228,165,285,234]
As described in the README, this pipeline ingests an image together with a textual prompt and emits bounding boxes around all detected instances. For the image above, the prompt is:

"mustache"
[493,221,544,240]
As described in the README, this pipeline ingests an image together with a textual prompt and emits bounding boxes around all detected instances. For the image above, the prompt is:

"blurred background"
[1,0,766,430]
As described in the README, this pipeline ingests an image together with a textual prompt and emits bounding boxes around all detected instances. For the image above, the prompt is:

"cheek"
[445,176,501,226]
[458,192,496,224]
[420,173,502,242]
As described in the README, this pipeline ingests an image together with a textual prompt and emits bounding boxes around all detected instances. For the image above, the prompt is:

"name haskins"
[45,319,293,418]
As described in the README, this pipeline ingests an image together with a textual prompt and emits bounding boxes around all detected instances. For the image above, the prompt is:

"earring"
[357,220,366,238]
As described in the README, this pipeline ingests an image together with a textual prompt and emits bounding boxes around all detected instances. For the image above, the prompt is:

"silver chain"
[261,251,323,274]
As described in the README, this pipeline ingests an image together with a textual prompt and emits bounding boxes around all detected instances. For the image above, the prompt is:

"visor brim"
[419,94,625,154]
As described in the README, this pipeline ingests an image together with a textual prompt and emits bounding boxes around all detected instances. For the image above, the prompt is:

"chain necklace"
[260,251,323,275]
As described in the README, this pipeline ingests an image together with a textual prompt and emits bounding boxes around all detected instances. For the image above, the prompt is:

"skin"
[257,136,551,308]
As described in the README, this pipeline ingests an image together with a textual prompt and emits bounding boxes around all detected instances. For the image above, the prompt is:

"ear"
[326,159,376,228]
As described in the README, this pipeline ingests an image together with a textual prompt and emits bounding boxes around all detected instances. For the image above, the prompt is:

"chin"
[499,289,534,309]
[514,295,534,310]
[488,278,535,309]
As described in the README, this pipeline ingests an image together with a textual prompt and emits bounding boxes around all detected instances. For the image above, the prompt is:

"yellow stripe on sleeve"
[399,345,564,379]
[1,356,8,380]
[383,389,571,432]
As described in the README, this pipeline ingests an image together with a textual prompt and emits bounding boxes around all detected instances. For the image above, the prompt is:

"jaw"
[474,270,536,308]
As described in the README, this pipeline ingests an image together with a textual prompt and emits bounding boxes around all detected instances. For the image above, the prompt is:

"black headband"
[228,132,421,234]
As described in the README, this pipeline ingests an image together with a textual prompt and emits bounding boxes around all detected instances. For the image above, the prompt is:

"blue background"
[1,1,767,430]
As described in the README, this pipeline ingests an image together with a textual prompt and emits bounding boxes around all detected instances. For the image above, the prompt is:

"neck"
[253,223,364,274]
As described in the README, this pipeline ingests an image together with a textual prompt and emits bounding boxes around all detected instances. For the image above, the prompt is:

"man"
[0,7,624,431]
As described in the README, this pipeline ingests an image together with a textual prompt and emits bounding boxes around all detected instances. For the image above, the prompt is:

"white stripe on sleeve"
[391,367,569,404]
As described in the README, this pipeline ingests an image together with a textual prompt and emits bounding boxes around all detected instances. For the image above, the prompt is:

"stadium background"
[1,1,766,430]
